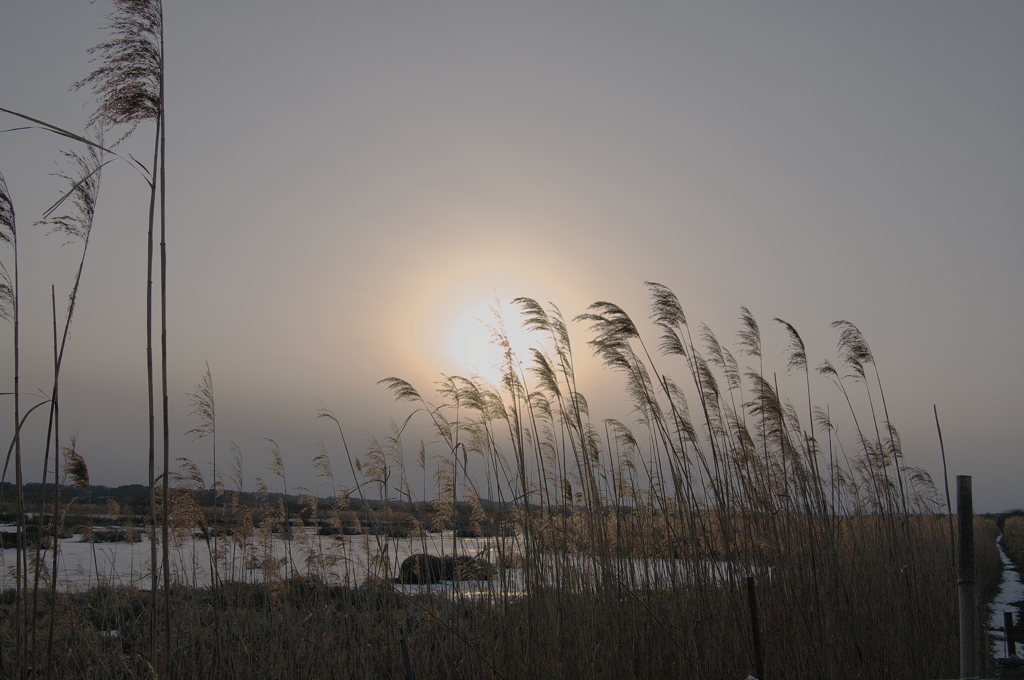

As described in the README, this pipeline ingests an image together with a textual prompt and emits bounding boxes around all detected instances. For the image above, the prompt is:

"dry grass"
[0,540,964,680]
[1004,515,1024,569]
[3,285,1011,679]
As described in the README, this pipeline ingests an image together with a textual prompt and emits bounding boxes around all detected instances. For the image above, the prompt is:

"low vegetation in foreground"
[0,516,1003,679]
[0,284,1006,679]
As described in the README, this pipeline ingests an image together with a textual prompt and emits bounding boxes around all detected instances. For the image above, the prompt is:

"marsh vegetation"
[0,1,1010,678]
[0,282,1006,678]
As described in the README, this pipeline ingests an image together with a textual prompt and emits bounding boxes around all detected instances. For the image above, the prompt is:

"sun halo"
[446,300,537,388]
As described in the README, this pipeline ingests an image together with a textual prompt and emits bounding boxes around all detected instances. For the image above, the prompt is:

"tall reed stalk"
[74,0,167,670]
[33,141,105,616]
[185,361,221,670]
[30,141,105,673]
[0,168,28,678]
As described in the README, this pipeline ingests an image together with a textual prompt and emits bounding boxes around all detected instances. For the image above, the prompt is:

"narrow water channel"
[990,536,1024,660]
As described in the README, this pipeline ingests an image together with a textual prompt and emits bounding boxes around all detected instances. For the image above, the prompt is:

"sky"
[1,0,1021,512]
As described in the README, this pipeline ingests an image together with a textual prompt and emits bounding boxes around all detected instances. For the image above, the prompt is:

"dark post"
[401,637,417,680]
[957,475,977,679]
[1005,611,1016,658]
[747,575,766,680]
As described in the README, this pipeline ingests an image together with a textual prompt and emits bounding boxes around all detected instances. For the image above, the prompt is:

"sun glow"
[446,299,537,387]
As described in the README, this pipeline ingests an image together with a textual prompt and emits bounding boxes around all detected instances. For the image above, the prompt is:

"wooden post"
[1005,611,1017,658]
[747,575,765,680]
[957,475,977,679]
[401,637,417,680]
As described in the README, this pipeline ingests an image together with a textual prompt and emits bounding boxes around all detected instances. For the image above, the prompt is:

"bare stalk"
[0,168,27,678]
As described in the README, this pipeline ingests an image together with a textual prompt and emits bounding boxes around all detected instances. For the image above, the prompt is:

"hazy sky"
[1,1,1021,512]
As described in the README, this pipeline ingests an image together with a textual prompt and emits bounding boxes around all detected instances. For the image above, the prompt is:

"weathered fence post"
[957,475,977,679]
[1005,611,1017,659]
[401,637,417,680]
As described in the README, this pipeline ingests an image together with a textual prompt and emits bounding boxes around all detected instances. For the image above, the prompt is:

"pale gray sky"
[1,0,1021,511]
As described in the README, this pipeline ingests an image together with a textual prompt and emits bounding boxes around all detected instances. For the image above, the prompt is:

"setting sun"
[446,299,537,386]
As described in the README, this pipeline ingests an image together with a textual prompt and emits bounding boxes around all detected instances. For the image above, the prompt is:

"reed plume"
[74,0,162,141]
[0,173,16,327]
[76,0,167,666]
[62,436,89,490]
[185,361,221,589]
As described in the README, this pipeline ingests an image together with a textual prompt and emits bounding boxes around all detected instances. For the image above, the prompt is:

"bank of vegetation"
[1002,514,1024,570]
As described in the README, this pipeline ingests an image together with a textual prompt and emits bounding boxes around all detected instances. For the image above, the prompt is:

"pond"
[0,524,512,594]
[0,523,729,596]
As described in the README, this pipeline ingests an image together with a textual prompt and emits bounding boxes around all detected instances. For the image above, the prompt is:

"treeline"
[0,481,513,520]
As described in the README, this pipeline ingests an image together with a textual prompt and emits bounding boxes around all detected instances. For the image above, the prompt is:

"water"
[0,523,727,596]
[990,536,1024,660]
[0,525,510,594]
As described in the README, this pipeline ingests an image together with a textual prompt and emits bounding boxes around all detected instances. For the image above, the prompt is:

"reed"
[1005,514,1024,569]
[29,141,106,675]
[184,361,222,672]
[0,2,1010,666]
[4,275,1012,679]
[0,165,28,678]
[74,1,167,669]
[1,148,104,680]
